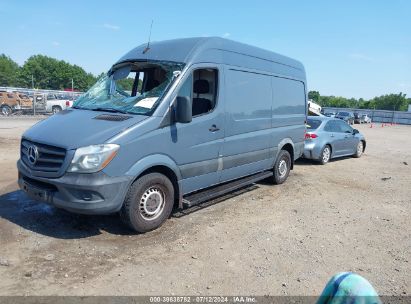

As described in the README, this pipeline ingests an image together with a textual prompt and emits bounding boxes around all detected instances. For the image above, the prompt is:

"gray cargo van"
[18,37,307,232]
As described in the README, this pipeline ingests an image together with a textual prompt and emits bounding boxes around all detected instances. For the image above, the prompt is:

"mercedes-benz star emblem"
[27,145,39,165]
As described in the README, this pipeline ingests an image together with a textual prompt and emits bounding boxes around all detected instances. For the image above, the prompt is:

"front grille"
[21,139,66,173]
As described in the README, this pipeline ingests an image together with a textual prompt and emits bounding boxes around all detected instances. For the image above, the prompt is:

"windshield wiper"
[91,107,129,114]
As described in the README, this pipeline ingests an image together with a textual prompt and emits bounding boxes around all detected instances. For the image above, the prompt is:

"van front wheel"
[120,173,174,233]
[268,150,291,185]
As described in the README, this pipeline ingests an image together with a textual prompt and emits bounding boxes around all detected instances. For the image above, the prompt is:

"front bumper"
[17,159,132,214]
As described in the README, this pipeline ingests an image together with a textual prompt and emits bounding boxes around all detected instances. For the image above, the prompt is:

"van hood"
[23,109,149,150]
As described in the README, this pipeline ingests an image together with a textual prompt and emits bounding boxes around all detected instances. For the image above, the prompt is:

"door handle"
[330,134,334,137]
[209,124,220,132]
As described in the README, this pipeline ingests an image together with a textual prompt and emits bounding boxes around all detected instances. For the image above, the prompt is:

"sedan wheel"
[320,145,331,165]
[354,141,363,158]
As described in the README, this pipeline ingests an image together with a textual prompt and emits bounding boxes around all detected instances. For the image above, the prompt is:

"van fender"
[274,138,295,168]
[125,154,182,180]
[125,154,183,207]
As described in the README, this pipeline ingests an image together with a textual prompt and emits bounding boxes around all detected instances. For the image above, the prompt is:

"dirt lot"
[0,117,409,296]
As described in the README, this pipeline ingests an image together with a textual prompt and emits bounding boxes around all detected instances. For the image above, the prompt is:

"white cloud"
[103,23,120,30]
[222,32,231,38]
[349,53,373,61]
[52,41,60,47]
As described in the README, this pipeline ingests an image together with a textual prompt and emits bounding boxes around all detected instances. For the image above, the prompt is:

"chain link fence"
[323,107,411,125]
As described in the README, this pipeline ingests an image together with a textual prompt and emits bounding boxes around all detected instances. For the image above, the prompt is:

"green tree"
[370,93,408,111]
[308,90,320,103]
[0,54,20,86]
[18,55,96,91]
[117,77,135,91]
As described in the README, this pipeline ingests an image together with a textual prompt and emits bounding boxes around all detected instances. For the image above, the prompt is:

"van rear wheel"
[267,150,291,185]
[120,173,174,233]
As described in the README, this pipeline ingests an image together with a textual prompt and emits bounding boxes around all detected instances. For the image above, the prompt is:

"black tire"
[319,145,331,165]
[120,173,174,233]
[268,150,292,185]
[52,106,62,114]
[1,105,12,116]
[353,141,364,158]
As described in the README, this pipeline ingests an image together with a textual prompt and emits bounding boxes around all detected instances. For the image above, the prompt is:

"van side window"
[177,69,218,117]
[192,69,217,116]
[178,73,193,100]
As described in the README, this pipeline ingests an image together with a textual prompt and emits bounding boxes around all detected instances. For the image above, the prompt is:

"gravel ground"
[0,117,409,296]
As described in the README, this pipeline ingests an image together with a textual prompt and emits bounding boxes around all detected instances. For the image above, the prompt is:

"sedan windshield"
[74,61,184,115]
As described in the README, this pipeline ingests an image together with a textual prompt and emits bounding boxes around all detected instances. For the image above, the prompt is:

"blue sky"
[1,0,410,99]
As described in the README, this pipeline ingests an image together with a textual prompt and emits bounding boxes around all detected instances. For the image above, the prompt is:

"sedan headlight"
[67,144,119,173]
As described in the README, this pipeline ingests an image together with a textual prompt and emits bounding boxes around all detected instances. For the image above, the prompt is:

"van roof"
[116,37,305,79]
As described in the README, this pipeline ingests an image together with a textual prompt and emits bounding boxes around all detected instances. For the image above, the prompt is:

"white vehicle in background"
[361,114,372,123]
[308,99,322,116]
[35,94,73,114]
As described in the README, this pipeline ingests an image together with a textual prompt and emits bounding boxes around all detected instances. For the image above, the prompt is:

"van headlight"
[67,144,119,173]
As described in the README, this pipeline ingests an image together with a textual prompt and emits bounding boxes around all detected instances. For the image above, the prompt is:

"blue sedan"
[304,116,366,164]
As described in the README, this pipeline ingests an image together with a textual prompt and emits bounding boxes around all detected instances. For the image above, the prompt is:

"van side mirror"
[175,96,192,123]
[353,129,359,134]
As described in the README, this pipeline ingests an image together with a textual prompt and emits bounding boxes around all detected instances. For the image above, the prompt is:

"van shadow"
[0,190,134,239]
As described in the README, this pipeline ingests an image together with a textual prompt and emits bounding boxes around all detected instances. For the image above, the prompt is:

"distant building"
[408,104,411,112]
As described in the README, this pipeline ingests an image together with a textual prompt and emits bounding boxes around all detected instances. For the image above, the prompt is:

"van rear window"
[306,119,322,130]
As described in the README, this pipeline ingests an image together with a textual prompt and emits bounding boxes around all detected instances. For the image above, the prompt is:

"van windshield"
[74,61,184,115]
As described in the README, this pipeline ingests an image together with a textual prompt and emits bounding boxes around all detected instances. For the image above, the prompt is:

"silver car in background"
[304,116,366,164]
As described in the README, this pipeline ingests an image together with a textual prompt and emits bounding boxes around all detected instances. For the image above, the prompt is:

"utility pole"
[31,74,35,115]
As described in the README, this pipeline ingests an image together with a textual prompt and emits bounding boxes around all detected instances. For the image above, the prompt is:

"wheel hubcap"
[139,187,165,221]
[323,147,330,162]
[357,142,363,155]
[278,159,288,178]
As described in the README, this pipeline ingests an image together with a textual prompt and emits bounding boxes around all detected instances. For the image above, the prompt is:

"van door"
[172,65,224,194]
[220,67,273,182]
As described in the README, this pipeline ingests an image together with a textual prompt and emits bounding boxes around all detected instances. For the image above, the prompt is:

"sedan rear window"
[306,119,322,130]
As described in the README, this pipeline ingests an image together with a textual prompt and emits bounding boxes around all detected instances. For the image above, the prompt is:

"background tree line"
[1,53,410,110]
[0,54,139,92]
[0,54,97,91]
[308,90,410,111]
